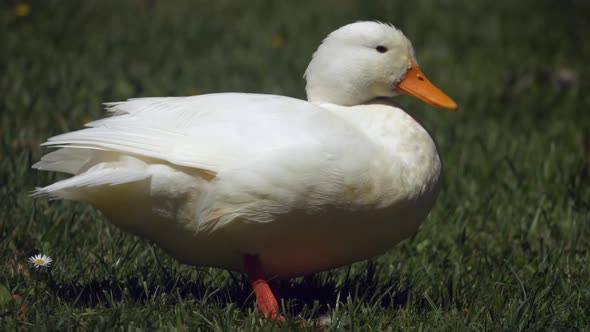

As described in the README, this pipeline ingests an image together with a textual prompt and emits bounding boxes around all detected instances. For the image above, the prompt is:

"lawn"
[1,0,589,330]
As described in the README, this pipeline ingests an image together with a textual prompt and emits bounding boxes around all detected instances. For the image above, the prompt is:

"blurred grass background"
[1,0,589,330]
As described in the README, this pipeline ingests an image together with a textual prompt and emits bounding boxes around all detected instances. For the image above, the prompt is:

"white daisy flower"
[28,254,53,268]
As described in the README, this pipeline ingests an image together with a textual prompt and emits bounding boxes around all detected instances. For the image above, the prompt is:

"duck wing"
[37,93,365,172]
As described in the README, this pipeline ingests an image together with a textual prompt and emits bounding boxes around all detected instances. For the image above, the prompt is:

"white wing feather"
[40,93,362,173]
[34,93,380,230]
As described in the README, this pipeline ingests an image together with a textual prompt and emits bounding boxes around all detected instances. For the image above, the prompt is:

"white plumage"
[33,22,456,278]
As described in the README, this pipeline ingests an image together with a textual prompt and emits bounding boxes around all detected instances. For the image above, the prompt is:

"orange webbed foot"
[243,254,286,321]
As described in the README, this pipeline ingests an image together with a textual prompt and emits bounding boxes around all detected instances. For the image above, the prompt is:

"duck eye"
[376,46,387,53]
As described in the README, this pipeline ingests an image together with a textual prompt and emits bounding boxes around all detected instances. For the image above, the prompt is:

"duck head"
[305,21,458,110]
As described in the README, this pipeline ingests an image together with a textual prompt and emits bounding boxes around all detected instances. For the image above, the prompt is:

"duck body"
[34,24,459,319]
[34,92,442,278]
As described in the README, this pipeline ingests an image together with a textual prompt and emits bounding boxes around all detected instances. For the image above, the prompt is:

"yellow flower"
[271,35,284,49]
[15,3,32,17]
[186,87,201,96]
[81,116,95,126]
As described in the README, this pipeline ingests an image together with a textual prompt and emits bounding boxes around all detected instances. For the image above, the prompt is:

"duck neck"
[306,81,376,106]
[304,63,397,106]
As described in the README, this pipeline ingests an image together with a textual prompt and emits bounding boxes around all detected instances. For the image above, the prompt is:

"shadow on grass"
[279,261,410,314]
[46,261,410,316]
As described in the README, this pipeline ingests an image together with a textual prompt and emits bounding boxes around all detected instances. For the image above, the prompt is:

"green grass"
[1,0,589,330]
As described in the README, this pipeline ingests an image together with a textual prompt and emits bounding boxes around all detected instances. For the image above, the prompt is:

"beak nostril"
[416,74,425,81]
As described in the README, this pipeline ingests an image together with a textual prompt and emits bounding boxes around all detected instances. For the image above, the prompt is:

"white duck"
[34,21,457,320]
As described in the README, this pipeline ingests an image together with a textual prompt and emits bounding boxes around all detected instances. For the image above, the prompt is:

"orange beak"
[396,59,458,111]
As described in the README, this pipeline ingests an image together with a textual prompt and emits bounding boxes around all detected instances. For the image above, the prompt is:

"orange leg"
[243,254,286,321]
